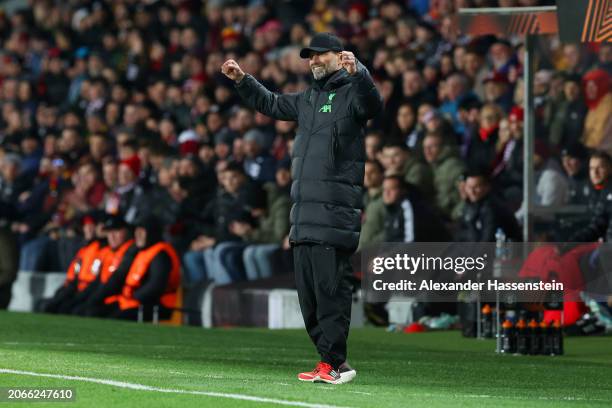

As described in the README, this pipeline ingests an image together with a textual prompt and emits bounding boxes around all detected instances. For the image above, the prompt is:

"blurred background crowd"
[1,0,611,309]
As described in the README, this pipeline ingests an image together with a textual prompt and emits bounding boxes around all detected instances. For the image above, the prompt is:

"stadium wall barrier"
[8,272,365,329]
[8,271,65,312]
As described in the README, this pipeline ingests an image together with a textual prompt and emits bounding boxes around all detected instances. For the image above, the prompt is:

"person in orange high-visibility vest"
[40,213,104,314]
[72,215,137,317]
[107,214,180,321]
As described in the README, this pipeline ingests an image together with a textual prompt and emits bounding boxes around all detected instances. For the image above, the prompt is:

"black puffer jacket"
[455,195,522,242]
[569,185,612,242]
[235,62,382,251]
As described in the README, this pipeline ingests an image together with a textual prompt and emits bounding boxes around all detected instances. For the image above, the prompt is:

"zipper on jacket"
[294,90,320,240]
[329,123,338,169]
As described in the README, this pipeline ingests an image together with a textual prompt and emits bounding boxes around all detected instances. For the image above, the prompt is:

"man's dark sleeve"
[54,278,77,299]
[235,74,301,121]
[479,205,498,243]
[133,251,171,305]
[349,60,383,120]
[88,245,139,305]
[568,206,609,242]
[73,278,99,305]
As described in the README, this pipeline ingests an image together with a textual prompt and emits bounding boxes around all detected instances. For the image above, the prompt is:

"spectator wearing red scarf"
[466,103,502,174]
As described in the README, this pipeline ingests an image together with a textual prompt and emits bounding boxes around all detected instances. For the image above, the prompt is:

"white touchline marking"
[347,391,372,396]
[400,392,609,402]
[0,369,352,408]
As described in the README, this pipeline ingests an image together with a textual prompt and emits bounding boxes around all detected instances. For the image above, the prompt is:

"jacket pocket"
[312,245,342,295]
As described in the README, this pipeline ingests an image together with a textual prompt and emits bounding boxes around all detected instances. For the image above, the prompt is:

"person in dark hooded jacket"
[106,214,180,322]
[222,32,382,384]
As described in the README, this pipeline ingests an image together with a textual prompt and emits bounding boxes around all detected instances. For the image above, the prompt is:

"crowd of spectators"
[0,0,611,305]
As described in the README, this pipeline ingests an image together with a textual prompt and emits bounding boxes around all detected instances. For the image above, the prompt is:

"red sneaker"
[297,362,325,382]
[314,362,342,384]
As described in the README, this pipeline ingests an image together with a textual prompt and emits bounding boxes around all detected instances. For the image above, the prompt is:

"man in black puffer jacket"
[222,32,382,384]
[569,151,612,242]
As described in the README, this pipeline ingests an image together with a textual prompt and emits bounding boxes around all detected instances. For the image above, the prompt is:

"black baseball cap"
[299,33,343,59]
[561,142,588,160]
[103,214,130,230]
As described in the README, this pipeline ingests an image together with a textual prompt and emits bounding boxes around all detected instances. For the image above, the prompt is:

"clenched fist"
[340,51,357,75]
[221,59,245,83]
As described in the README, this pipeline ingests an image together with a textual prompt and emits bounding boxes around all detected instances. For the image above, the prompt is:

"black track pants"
[293,244,353,370]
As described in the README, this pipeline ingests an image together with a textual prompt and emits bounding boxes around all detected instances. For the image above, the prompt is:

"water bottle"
[516,316,529,355]
[494,228,506,278]
[528,318,541,355]
[495,228,506,256]
[481,304,493,338]
[500,319,516,354]
[552,320,564,355]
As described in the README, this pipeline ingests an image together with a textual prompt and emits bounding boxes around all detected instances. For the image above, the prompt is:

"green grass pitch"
[0,311,611,407]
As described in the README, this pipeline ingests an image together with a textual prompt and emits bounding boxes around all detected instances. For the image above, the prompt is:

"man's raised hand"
[340,51,357,75]
[221,59,245,83]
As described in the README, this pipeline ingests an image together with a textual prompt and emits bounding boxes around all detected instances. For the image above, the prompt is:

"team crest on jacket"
[319,92,336,113]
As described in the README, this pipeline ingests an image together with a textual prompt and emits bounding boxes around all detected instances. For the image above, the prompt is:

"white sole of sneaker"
[297,376,317,382]
[314,370,356,385]
[339,369,356,384]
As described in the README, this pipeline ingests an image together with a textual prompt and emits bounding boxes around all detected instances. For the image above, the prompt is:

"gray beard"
[311,66,328,80]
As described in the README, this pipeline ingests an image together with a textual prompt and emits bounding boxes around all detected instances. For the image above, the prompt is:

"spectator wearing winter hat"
[482,71,513,113]
[178,129,201,156]
[213,128,238,161]
[489,39,519,77]
[582,69,612,151]
[105,155,140,218]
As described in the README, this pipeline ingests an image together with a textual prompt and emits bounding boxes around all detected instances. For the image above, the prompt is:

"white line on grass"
[399,392,609,403]
[0,369,352,408]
